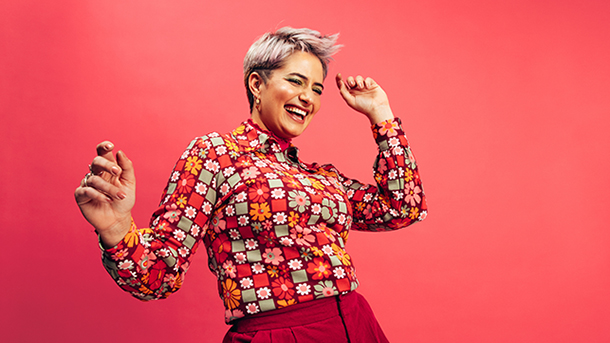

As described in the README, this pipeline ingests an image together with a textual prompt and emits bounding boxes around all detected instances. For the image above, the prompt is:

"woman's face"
[251,51,324,140]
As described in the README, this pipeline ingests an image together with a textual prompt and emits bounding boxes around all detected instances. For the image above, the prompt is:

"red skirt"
[222,291,389,343]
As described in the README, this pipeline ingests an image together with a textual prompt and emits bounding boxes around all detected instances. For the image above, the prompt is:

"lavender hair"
[243,27,341,112]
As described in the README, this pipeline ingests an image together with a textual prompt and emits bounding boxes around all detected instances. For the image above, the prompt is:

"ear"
[248,72,264,99]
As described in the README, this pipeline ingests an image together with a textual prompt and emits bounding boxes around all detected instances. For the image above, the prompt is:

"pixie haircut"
[244,27,341,112]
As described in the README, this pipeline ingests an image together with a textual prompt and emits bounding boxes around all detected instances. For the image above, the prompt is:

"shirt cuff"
[97,219,135,258]
[371,117,408,149]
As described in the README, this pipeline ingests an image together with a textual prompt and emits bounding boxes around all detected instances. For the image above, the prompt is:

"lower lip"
[286,109,305,123]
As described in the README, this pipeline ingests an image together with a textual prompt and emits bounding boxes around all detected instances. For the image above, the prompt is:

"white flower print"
[245,239,258,250]
[215,146,227,155]
[296,283,311,296]
[178,246,190,257]
[170,171,180,182]
[251,262,264,274]
[256,287,271,299]
[240,277,254,289]
[333,267,346,279]
[270,188,285,199]
[321,244,334,256]
[235,252,247,264]
[246,303,260,314]
[222,166,235,178]
[237,215,249,226]
[195,182,207,195]
[229,229,241,240]
[288,259,303,270]
[184,206,197,219]
[173,229,186,241]
[190,224,201,236]
[279,237,294,247]
[273,212,287,225]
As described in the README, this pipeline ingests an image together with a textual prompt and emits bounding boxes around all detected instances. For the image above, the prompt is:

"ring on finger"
[84,172,93,187]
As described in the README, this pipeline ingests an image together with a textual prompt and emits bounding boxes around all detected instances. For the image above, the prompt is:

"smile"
[285,105,309,120]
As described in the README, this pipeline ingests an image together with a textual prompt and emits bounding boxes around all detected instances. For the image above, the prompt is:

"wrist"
[99,216,132,249]
[367,105,394,125]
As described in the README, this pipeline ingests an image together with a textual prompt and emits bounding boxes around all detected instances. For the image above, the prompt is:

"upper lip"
[285,104,310,116]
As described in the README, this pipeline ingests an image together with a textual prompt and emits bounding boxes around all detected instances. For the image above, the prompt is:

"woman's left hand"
[336,73,394,125]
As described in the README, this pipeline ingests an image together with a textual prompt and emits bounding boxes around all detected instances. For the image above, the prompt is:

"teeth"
[286,106,307,117]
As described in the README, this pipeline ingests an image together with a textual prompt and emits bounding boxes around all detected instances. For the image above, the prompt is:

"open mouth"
[285,105,308,122]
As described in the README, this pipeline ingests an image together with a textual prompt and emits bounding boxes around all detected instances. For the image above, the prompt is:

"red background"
[2,1,609,342]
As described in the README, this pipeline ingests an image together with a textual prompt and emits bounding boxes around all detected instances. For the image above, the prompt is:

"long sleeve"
[96,119,427,323]
[332,117,427,231]
[100,134,222,300]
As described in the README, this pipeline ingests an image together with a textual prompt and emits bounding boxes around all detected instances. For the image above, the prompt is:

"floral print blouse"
[101,117,427,323]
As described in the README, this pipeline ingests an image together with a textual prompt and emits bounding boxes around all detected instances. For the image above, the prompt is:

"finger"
[96,141,116,160]
[116,150,135,185]
[91,155,122,177]
[365,77,377,89]
[84,174,126,200]
[346,76,356,88]
[75,185,112,205]
[355,75,365,89]
[335,74,353,102]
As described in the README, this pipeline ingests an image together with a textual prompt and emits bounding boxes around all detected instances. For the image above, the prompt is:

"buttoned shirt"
[101,117,427,323]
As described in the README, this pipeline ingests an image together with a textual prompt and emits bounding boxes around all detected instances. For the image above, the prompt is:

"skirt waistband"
[231,292,356,333]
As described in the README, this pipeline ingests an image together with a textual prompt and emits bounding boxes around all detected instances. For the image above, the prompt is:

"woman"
[75,27,427,342]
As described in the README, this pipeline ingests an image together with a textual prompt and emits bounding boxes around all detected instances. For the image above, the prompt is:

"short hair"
[243,27,341,112]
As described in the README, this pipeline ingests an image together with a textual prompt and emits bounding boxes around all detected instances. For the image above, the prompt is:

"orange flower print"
[331,244,351,266]
[222,279,241,310]
[184,156,203,175]
[409,207,419,220]
[176,195,187,208]
[277,299,297,308]
[306,257,331,280]
[250,202,271,221]
[123,228,140,248]
[287,211,300,227]
[378,119,400,137]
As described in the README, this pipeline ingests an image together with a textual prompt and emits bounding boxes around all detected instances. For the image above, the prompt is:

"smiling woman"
[74,27,428,342]
[249,51,324,140]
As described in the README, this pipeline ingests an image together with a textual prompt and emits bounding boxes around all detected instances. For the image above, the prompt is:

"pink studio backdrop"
[2,1,609,342]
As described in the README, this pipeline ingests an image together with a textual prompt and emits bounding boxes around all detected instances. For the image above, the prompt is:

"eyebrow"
[289,72,324,90]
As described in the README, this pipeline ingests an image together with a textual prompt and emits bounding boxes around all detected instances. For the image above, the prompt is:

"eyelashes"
[287,77,323,95]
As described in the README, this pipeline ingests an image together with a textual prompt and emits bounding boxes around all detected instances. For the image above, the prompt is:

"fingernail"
[117,191,126,200]
[106,143,113,150]
[111,166,120,175]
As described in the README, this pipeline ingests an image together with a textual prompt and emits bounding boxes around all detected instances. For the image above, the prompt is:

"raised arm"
[333,73,427,231]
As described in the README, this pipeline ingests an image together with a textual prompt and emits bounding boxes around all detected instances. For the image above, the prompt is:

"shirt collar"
[231,119,295,153]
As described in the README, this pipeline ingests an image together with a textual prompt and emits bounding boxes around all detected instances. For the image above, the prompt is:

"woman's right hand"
[74,141,136,248]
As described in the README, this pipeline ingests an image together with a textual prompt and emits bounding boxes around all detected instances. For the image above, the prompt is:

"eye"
[287,77,303,86]
[313,87,323,95]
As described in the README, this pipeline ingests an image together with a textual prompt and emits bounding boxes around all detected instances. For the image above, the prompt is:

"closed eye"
[287,77,303,86]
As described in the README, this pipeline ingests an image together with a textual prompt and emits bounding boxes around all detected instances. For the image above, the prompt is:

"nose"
[299,89,313,105]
